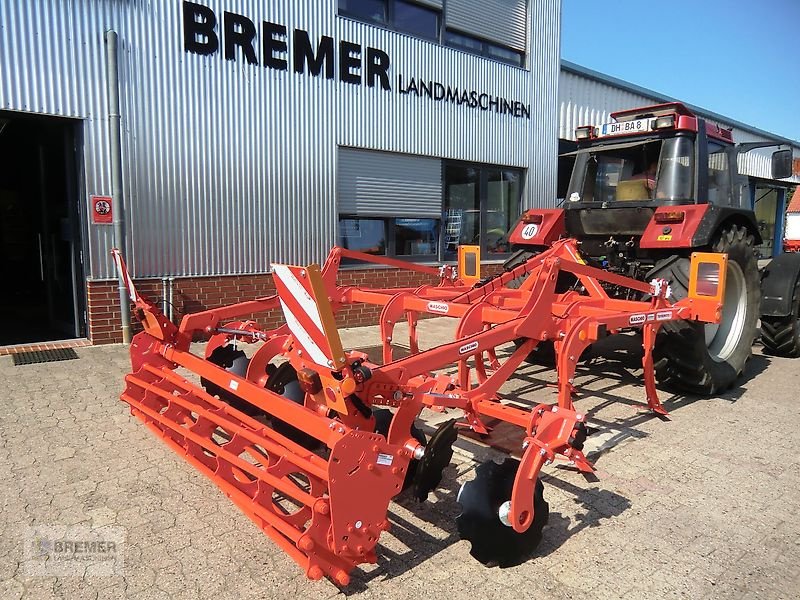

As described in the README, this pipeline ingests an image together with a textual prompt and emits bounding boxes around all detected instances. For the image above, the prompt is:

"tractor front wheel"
[651,225,760,395]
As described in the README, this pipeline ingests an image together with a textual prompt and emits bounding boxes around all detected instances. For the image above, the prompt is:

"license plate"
[599,117,653,137]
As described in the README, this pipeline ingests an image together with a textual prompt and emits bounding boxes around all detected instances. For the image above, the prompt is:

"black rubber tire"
[761,278,800,357]
[651,225,760,395]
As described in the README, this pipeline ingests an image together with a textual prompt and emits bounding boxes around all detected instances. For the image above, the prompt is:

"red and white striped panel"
[272,264,340,368]
[111,248,138,303]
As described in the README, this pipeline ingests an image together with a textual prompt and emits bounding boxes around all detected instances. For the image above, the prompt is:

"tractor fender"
[508,209,565,248]
[761,253,800,318]
[691,205,762,247]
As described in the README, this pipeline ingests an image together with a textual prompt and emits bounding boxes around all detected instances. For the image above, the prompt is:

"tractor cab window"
[571,137,694,204]
[707,142,732,204]
[575,141,661,203]
[654,136,694,202]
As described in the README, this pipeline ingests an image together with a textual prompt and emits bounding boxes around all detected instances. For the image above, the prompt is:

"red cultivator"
[113,239,726,585]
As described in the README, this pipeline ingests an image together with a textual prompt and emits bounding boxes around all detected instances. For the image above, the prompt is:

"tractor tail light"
[575,126,596,140]
[653,115,676,130]
[521,212,543,224]
[654,211,685,224]
[695,263,721,297]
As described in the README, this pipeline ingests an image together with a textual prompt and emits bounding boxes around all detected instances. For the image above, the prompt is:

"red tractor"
[507,102,800,389]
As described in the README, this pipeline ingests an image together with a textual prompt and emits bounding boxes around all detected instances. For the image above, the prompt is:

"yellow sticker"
[657,235,673,241]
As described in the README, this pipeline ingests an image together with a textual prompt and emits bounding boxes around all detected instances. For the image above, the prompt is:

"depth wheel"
[651,224,760,395]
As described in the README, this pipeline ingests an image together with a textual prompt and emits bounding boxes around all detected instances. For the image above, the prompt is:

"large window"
[338,149,521,263]
[338,217,440,259]
[338,0,440,42]
[707,142,732,205]
[444,163,523,256]
[443,30,524,67]
[571,138,694,204]
[338,1,526,66]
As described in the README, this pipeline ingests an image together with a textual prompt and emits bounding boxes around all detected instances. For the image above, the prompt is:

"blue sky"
[561,0,800,143]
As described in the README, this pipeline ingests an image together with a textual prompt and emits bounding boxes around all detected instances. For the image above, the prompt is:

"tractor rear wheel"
[651,225,760,395]
[761,278,800,357]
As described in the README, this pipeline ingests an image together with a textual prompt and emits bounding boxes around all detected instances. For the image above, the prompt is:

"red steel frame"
[113,239,725,585]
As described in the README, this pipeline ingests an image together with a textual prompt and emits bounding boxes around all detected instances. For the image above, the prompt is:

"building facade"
[2,2,798,350]
[0,0,561,347]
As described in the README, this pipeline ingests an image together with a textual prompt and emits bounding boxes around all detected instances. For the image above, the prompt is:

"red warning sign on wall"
[91,195,113,224]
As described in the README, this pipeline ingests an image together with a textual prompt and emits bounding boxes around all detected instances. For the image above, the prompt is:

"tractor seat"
[616,179,650,201]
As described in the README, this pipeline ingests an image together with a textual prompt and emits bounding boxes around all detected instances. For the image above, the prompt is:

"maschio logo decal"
[427,301,449,314]
[459,341,479,355]
[629,314,646,326]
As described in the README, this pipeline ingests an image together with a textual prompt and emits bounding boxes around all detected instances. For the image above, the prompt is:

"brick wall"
[86,264,504,344]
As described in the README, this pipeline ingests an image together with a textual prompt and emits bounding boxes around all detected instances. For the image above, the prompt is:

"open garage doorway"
[0,111,86,346]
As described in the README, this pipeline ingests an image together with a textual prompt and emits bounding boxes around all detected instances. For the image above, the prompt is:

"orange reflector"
[458,245,481,285]
[297,368,322,394]
[688,252,727,304]
[654,211,685,224]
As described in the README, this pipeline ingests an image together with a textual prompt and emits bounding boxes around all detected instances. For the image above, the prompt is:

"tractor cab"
[560,103,746,259]
[566,103,739,209]
[509,103,792,267]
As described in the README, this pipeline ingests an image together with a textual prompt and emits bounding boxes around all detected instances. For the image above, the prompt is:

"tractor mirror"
[771,149,793,179]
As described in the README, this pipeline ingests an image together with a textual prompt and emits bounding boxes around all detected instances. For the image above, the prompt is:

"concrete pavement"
[1,319,799,599]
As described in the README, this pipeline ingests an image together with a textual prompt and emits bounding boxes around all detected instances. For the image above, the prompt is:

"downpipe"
[105,30,131,344]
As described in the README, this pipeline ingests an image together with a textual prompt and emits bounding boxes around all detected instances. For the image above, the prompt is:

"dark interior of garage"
[0,111,84,346]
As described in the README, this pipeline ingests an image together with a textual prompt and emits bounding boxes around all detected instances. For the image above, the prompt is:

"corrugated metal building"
[1,2,797,349]
[0,0,560,347]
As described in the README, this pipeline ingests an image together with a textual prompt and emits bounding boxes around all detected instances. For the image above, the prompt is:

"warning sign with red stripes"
[272,263,345,369]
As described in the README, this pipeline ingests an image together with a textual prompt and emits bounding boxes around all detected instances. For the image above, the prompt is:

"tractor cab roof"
[576,102,735,145]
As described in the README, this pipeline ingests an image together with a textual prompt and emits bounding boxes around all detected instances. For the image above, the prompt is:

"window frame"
[337,2,528,67]
[443,160,525,261]
[443,28,525,68]
[338,215,442,263]
[337,0,443,44]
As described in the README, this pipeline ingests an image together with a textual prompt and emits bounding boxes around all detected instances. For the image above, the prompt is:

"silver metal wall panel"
[1,0,560,279]
[338,148,442,217]
[525,0,560,208]
[445,0,528,51]
[558,67,800,185]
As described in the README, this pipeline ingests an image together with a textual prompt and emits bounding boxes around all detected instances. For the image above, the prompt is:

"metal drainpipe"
[168,277,175,323]
[105,30,131,344]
